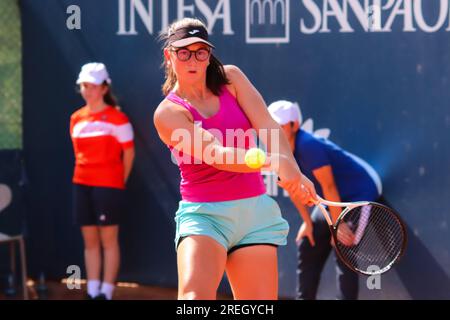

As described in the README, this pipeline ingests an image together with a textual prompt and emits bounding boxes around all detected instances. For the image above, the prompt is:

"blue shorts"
[174,194,289,254]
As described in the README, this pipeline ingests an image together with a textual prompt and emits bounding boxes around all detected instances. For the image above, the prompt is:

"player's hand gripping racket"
[314,196,407,275]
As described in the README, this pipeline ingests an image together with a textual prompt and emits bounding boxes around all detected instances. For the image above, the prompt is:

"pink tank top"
[166,86,266,202]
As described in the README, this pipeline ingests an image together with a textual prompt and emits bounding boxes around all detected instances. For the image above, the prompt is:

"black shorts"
[72,184,124,226]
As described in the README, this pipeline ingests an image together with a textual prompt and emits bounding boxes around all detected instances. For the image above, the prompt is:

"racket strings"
[335,204,405,274]
[341,208,403,270]
[345,213,403,267]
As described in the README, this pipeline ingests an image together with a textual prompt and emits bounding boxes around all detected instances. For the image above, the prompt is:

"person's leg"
[99,225,120,300]
[74,184,102,298]
[334,252,359,300]
[91,186,123,299]
[297,207,333,300]
[177,235,227,300]
[81,226,102,297]
[225,245,278,300]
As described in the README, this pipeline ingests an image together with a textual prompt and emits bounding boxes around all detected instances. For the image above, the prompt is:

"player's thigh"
[177,235,227,299]
[226,245,278,300]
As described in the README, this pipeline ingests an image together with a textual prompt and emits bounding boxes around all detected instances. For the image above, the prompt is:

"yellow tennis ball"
[244,148,266,169]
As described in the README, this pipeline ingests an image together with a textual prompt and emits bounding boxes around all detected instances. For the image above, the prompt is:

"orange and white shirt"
[70,106,134,189]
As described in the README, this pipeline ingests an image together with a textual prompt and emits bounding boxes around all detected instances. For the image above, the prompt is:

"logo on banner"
[246,0,290,44]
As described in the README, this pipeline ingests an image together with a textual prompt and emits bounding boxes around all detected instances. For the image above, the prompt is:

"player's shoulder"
[154,98,176,118]
[154,98,191,124]
[223,65,248,97]
[223,64,241,74]
[223,64,245,81]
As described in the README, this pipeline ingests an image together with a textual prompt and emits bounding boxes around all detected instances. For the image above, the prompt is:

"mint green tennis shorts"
[174,194,289,254]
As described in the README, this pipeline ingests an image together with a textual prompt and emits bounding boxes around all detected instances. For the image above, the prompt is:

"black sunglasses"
[170,47,211,62]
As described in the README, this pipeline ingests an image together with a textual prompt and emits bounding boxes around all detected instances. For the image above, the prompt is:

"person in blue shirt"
[268,100,383,300]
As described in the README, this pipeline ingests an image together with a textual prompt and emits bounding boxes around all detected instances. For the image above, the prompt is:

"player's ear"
[163,48,172,66]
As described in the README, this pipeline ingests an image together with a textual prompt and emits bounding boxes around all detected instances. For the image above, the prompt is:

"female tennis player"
[153,18,316,300]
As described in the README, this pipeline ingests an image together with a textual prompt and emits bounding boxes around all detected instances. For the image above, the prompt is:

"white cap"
[76,62,111,85]
[268,100,301,125]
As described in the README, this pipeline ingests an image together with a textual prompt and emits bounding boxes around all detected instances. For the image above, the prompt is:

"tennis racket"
[315,196,407,275]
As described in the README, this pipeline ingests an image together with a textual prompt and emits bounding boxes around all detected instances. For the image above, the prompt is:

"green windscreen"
[0,0,22,149]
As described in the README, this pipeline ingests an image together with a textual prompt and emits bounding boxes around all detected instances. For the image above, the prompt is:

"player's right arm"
[154,99,266,173]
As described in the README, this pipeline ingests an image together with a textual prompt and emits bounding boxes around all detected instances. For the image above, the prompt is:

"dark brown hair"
[160,18,230,96]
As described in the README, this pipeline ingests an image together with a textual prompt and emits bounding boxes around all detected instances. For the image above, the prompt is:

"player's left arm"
[312,165,342,223]
[224,65,291,157]
[224,65,317,203]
